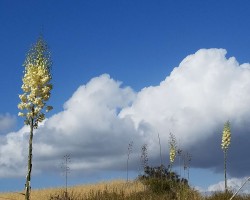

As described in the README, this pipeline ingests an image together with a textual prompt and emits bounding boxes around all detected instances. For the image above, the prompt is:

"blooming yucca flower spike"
[18,37,53,200]
[170,146,176,163]
[221,120,231,193]
[221,121,231,151]
[169,132,177,177]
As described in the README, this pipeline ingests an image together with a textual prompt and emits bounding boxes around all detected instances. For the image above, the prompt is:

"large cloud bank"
[0,48,250,182]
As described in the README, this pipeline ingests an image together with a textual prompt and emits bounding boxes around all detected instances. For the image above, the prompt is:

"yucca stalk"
[141,144,148,174]
[18,37,53,200]
[126,141,133,182]
[221,120,231,193]
[169,132,177,179]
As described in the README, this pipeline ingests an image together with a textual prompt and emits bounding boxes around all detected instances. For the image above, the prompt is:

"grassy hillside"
[0,179,250,200]
[0,180,144,200]
[0,179,198,200]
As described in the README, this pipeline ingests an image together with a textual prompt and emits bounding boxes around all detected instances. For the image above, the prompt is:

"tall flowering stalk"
[18,37,53,200]
[169,132,177,177]
[183,151,191,182]
[126,141,133,182]
[140,144,148,176]
[221,121,231,192]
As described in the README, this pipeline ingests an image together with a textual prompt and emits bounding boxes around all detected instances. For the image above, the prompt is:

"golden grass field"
[2,179,249,200]
[0,180,145,200]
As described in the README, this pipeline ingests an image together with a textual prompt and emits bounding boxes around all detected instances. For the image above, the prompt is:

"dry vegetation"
[1,179,250,200]
[0,180,144,200]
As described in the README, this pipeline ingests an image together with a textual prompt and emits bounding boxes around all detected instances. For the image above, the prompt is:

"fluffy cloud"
[33,75,144,172]
[0,48,250,182]
[0,74,147,178]
[121,49,250,142]
[0,126,27,177]
[0,113,16,134]
[208,177,250,193]
[120,48,250,177]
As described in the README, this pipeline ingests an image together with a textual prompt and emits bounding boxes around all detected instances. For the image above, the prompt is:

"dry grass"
[3,179,249,200]
[0,180,144,200]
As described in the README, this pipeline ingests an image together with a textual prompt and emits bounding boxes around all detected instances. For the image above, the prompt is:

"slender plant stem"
[66,156,68,196]
[126,156,129,182]
[126,142,133,183]
[63,155,70,198]
[157,132,163,189]
[25,117,34,200]
[158,132,163,167]
[224,150,228,192]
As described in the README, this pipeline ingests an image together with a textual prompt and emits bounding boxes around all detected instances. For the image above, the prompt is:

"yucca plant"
[140,144,148,176]
[126,141,133,182]
[169,133,177,171]
[18,36,53,200]
[221,120,231,193]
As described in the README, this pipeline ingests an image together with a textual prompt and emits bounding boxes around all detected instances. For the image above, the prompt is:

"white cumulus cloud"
[120,48,250,145]
[0,113,16,134]
[0,48,250,182]
[120,48,250,176]
[0,74,147,178]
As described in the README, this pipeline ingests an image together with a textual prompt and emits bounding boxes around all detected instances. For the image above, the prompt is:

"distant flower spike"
[170,146,176,163]
[221,121,231,151]
[169,132,177,164]
[221,120,231,193]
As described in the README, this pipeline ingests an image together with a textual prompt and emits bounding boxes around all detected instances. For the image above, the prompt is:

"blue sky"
[1,0,250,193]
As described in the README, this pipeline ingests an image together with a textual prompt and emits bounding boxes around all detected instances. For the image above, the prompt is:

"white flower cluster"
[221,121,231,151]
[169,132,177,164]
[170,146,176,163]
[18,38,52,128]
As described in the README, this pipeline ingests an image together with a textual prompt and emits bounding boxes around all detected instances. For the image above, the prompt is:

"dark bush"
[138,164,189,199]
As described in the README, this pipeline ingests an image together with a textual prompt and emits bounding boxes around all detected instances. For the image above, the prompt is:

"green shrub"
[137,164,197,200]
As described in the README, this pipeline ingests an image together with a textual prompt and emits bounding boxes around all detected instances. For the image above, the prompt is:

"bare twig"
[229,177,250,200]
